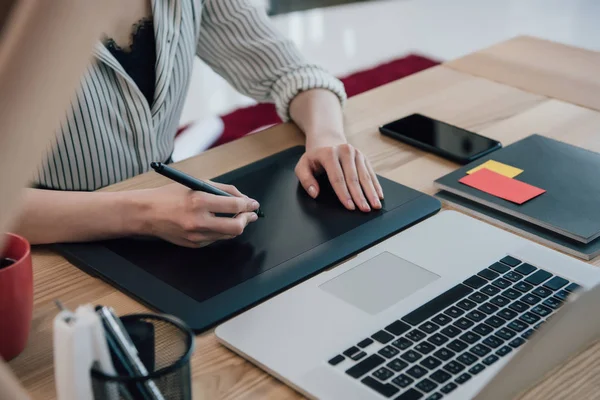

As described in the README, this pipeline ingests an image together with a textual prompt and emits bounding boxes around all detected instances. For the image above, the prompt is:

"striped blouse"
[36,0,346,191]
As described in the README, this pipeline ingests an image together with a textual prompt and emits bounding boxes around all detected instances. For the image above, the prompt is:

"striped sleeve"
[196,0,347,121]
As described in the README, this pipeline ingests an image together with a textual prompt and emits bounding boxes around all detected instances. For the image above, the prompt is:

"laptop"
[216,211,600,399]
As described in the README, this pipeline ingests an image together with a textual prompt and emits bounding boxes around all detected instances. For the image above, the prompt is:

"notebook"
[434,135,600,244]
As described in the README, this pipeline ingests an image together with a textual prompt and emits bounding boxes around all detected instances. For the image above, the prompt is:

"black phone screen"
[381,113,500,161]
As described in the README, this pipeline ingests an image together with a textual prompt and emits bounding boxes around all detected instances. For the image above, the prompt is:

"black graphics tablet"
[55,146,440,332]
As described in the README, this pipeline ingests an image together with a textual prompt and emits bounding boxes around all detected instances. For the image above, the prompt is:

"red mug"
[0,233,33,360]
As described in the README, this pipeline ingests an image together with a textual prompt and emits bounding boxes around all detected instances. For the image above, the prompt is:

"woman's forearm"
[289,88,347,147]
[14,189,149,245]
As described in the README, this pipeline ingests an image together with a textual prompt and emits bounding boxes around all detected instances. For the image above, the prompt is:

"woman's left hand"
[295,138,384,212]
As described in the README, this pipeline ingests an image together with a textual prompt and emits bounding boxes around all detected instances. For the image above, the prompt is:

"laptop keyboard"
[327,256,581,400]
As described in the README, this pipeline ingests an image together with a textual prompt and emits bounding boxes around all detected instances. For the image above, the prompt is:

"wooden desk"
[9,39,600,399]
[446,36,600,112]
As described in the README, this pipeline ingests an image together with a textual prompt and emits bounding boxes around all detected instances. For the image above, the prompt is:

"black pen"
[150,162,264,217]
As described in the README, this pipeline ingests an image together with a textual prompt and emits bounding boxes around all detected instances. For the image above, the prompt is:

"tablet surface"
[56,146,440,331]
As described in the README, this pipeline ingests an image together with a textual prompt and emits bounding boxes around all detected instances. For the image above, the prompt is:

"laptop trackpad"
[320,252,440,315]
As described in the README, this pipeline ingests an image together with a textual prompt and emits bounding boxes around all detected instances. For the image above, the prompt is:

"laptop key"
[478,303,499,315]
[509,337,526,348]
[415,342,436,355]
[502,288,521,300]
[497,309,518,320]
[515,263,536,276]
[421,356,442,370]
[525,270,552,285]
[428,333,449,346]
[407,365,428,379]
[457,353,478,366]
[455,372,472,384]
[416,379,438,393]
[520,312,541,325]
[483,336,504,349]
[522,329,534,339]
[430,369,452,384]
[468,292,489,304]
[543,297,563,309]
[361,376,399,398]
[489,262,510,274]
[379,346,400,359]
[521,294,542,306]
[444,306,465,318]
[328,355,345,366]
[401,350,423,363]
[464,275,488,289]
[373,367,395,381]
[482,355,499,366]
[478,268,500,280]
[492,278,512,290]
[565,283,581,293]
[441,382,458,394]
[343,347,360,358]
[406,330,427,342]
[351,351,367,361]
[432,313,453,326]
[531,305,552,317]
[531,287,552,298]
[508,301,529,313]
[392,338,413,351]
[465,310,486,323]
[544,276,569,291]
[426,393,444,400]
[470,344,492,357]
[456,299,478,311]
[481,285,501,296]
[496,346,512,357]
[392,374,414,388]
[459,332,481,345]
[373,330,395,344]
[358,338,374,348]
[395,388,423,400]
[504,271,524,282]
[554,290,570,301]
[490,295,510,308]
[402,284,473,326]
[346,354,385,378]
[469,363,486,375]
[454,317,475,330]
[485,316,506,328]
[448,339,469,353]
[500,256,521,267]
[432,350,454,365]
[386,320,411,336]
[443,360,466,374]
[441,325,462,338]
[387,358,409,372]
[419,321,440,334]
[514,281,534,292]
[508,320,528,332]
[473,323,494,336]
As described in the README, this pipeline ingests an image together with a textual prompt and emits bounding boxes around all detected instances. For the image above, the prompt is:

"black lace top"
[105,17,157,106]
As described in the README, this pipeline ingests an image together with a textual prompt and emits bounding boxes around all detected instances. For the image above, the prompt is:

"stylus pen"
[150,162,264,217]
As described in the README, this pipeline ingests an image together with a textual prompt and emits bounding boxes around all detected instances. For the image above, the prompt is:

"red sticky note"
[459,168,545,205]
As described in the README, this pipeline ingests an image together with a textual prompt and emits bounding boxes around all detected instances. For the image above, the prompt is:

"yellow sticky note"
[467,160,523,178]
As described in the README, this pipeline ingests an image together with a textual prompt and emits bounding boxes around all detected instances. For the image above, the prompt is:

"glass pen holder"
[91,313,195,400]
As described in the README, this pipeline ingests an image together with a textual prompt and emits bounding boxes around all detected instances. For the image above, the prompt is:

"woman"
[15,0,384,248]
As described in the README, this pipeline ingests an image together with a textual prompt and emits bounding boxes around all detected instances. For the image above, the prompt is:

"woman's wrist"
[115,190,155,237]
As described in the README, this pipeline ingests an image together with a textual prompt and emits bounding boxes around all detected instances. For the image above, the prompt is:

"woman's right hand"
[136,182,260,248]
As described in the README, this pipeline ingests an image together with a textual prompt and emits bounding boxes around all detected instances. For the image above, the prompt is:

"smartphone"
[379,113,501,164]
